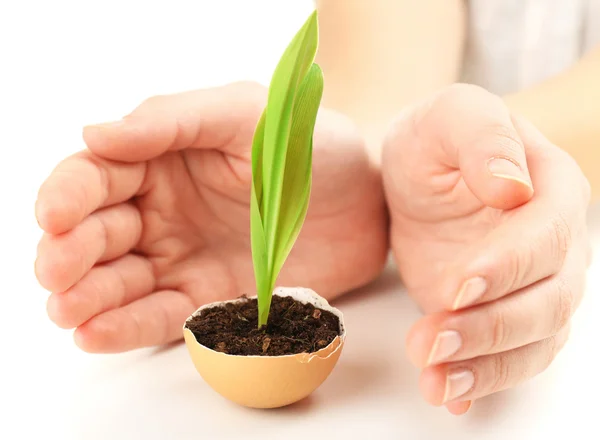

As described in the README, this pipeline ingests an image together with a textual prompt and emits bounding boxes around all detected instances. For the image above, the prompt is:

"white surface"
[1,1,600,439]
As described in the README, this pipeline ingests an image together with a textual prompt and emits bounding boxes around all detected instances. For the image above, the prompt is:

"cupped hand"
[35,81,388,353]
[382,84,591,414]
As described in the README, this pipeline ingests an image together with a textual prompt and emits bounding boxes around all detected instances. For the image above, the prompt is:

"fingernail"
[487,157,532,188]
[443,369,474,403]
[427,330,462,365]
[85,120,124,129]
[464,400,473,412]
[453,277,487,310]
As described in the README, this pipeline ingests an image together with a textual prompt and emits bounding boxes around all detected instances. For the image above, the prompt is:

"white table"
[4,204,599,440]
[2,1,599,438]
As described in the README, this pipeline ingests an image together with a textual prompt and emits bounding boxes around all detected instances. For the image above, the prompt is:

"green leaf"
[261,10,319,261]
[251,110,266,213]
[270,64,323,283]
[251,185,270,326]
[250,110,270,326]
[250,10,323,328]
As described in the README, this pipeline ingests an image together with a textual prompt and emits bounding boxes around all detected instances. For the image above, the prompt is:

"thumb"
[429,84,534,210]
[82,81,266,162]
[458,118,534,210]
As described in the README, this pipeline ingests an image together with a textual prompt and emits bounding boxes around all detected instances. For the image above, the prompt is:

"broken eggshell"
[182,286,346,409]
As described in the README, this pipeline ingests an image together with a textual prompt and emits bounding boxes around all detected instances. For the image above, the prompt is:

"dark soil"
[185,295,342,356]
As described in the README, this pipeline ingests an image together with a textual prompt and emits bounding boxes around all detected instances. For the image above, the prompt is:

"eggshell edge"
[182,287,346,408]
[183,286,346,361]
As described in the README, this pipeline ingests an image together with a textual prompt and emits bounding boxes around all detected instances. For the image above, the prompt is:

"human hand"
[382,84,591,414]
[35,82,388,353]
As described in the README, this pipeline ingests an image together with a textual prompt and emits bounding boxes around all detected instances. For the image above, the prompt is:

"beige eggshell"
[183,287,346,409]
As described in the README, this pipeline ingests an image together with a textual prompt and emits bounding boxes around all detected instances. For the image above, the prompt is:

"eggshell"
[183,286,346,409]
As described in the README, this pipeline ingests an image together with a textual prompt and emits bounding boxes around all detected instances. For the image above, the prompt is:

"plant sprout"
[250,11,323,328]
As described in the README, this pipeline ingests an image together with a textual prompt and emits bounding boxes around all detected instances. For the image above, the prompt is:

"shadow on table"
[150,340,185,356]
[145,259,522,424]
[149,256,405,359]
[465,389,514,424]
[273,261,417,414]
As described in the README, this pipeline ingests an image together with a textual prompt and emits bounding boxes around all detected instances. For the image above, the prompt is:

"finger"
[35,151,146,234]
[406,241,585,367]
[436,120,589,311]
[419,325,570,405]
[445,400,472,415]
[46,254,155,329]
[422,84,534,210]
[73,290,196,353]
[35,203,142,293]
[82,81,266,162]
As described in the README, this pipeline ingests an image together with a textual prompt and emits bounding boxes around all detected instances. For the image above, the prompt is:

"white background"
[1,1,599,439]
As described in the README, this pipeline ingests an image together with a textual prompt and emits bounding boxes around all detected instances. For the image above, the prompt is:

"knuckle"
[92,213,110,256]
[489,309,510,352]
[129,94,173,119]
[56,163,93,218]
[113,267,129,306]
[560,323,572,346]
[84,155,110,202]
[87,270,110,310]
[549,276,574,335]
[540,326,570,374]
[490,353,512,392]
[503,245,530,292]
[543,335,561,371]
[547,213,572,269]
[428,84,484,122]
[434,84,524,158]
[139,95,166,110]
[434,83,501,118]
[54,163,90,218]
[486,124,524,156]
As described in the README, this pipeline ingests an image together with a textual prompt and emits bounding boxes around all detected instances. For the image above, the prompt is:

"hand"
[35,81,388,353]
[382,84,591,414]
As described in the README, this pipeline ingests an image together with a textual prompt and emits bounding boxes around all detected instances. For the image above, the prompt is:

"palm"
[385,160,503,312]
[36,82,388,352]
[131,148,255,306]
[381,88,536,314]
[136,114,385,302]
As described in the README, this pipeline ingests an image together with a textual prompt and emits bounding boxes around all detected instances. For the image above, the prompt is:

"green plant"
[250,11,323,328]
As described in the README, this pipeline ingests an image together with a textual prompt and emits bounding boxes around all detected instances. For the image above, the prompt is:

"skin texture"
[35,1,597,416]
[35,81,389,353]
[382,84,591,414]
[314,0,597,415]
[316,0,600,202]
